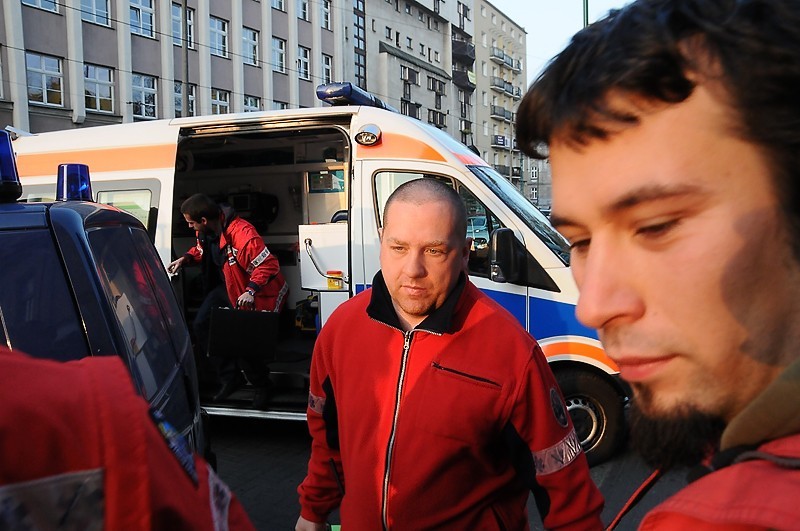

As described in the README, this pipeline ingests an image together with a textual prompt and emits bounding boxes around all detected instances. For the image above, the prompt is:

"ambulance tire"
[556,368,625,467]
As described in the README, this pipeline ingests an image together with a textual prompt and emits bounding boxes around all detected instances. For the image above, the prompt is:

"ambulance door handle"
[303,238,350,285]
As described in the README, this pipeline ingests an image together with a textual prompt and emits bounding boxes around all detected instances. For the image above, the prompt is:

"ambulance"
[11,82,626,465]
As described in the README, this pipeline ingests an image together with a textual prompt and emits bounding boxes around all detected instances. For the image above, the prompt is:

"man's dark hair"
[180,193,220,223]
[384,178,467,239]
[516,0,800,257]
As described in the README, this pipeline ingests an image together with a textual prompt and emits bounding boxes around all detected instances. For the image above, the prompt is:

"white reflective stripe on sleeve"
[247,248,270,274]
[207,463,231,531]
[272,281,289,311]
[532,429,582,476]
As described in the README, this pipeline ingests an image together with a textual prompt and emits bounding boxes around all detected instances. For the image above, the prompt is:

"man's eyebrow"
[551,183,707,229]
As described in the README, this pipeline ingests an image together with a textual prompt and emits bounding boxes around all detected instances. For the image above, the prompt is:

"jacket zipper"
[431,361,501,387]
[381,330,413,531]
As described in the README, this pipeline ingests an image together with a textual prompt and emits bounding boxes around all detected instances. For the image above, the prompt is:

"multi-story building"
[343,0,475,145]
[472,0,533,199]
[0,0,344,132]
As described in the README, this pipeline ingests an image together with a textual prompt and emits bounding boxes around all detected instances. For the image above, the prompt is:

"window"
[271,0,284,10]
[482,91,488,106]
[173,82,195,117]
[81,0,109,25]
[322,54,333,84]
[321,0,331,30]
[272,37,286,73]
[211,88,229,114]
[26,52,62,106]
[354,52,366,89]
[400,101,420,120]
[427,109,446,128]
[481,61,487,76]
[22,0,57,12]
[243,95,261,112]
[400,65,418,85]
[210,16,229,57]
[481,5,486,16]
[298,0,309,21]
[297,46,310,80]
[243,27,259,65]
[404,3,411,14]
[385,27,392,39]
[418,9,424,21]
[131,73,157,118]
[481,32,487,47]
[419,43,425,55]
[406,36,412,49]
[130,0,155,37]
[172,3,195,47]
[434,50,440,63]
[84,64,114,113]
[272,100,288,110]
[491,13,496,24]
[483,121,488,136]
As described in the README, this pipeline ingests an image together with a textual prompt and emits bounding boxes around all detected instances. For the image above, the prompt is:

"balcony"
[490,47,505,64]
[503,81,515,96]
[512,166,522,177]
[452,69,476,92]
[512,86,522,100]
[460,101,472,119]
[511,59,522,73]
[490,105,506,120]
[503,55,515,69]
[490,76,506,93]
[452,39,475,64]
[512,138,520,151]
[493,164,511,175]
[490,135,509,148]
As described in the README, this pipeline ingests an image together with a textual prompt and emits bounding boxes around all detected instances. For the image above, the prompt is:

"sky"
[488,0,632,85]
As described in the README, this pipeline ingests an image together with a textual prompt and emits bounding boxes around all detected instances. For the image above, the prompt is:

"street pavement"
[212,416,688,530]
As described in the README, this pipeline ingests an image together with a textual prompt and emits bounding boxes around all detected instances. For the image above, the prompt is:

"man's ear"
[378,227,383,242]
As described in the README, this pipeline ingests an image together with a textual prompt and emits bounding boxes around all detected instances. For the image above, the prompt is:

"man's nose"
[402,251,426,278]
[573,239,644,331]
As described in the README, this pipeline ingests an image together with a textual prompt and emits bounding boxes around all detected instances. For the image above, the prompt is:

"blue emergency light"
[0,130,23,203]
[56,163,93,202]
[316,82,399,112]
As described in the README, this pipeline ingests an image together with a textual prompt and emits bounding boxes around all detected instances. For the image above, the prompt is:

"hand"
[167,256,185,274]
[295,515,327,531]
[236,290,255,309]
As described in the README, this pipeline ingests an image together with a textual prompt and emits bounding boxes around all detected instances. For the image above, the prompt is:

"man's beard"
[628,387,726,471]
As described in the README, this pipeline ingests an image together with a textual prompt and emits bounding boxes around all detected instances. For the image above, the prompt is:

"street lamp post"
[583,0,589,27]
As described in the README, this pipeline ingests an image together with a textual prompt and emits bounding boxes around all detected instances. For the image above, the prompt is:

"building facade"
[472,0,534,201]
[0,0,535,202]
[0,0,343,132]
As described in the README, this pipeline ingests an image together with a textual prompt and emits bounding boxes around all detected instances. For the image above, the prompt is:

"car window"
[88,225,180,400]
[0,228,89,360]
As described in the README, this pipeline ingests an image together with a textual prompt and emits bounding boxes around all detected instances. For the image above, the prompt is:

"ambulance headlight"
[355,124,381,146]
[56,163,93,202]
[0,130,22,203]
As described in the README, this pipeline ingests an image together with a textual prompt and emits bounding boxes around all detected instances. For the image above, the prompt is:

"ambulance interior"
[171,126,350,404]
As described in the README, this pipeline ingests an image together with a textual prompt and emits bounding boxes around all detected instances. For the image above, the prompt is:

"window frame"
[272,37,287,73]
[243,95,261,112]
[130,0,155,38]
[84,63,114,113]
[322,54,333,85]
[26,52,63,107]
[211,88,230,114]
[81,0,110,25]
[173,82,196,117]
[22,0,57,12]
[297,46,310,81]
[131,73,157,119]
[209,16,229,58]
[242,27,259,66]
[171,3,195,48]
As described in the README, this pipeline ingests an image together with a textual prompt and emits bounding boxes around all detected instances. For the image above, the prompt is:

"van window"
[97,189,152,227]
[457,186,505,277]
[88,225,183,400]
[0,229,89,360]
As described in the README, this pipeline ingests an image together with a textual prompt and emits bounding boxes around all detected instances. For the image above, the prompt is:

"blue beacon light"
[0,130,23,203]
[56,163,93,201]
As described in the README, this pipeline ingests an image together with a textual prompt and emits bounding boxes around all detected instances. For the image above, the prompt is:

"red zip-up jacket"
[184,208,288,312]
[298,273,604,530]
[0,349,254,530]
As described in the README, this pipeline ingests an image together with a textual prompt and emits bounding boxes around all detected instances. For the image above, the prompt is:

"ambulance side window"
[373,172,504,277]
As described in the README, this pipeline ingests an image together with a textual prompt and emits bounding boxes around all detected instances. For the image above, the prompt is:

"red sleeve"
[184,233,203,264]
[237,236,281,290]
[297,337,344,524]
[509,345,604,530]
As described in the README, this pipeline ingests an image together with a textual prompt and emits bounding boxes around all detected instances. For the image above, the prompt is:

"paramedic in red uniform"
[516,0,800,528]
[295,179,603,530]
[168,193,288,408]
[0,347,254,530]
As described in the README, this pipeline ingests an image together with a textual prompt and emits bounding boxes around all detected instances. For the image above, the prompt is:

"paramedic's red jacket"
[185,207,288,312]
[0,348,255,530]
[298,273,604,530]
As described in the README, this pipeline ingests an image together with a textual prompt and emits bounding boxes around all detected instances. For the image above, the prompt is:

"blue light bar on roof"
[0,130,22,203]
[316,82,398,112]
[56,163,93,202]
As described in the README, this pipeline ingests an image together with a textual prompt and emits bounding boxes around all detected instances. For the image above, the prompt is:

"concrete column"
[2,0,30,130]
[159,0,176,119]
[64,0,86,124]
[261,0,273,108]
[196,0,212,115]
[230,0,244,112]
[115,0,133,122]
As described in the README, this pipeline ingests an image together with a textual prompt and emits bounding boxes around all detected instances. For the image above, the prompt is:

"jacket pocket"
[415,361,503,443]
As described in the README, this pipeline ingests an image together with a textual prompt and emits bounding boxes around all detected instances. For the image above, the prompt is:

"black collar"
[366,271,466,334]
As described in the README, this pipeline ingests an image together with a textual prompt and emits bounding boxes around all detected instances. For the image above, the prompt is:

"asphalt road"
[211,416,689,530]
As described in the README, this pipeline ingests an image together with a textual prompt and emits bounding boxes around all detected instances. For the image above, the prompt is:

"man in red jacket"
[295,179,603,530]
[0,348,254,530]
[169,193,288,407]
[516,0,800,528]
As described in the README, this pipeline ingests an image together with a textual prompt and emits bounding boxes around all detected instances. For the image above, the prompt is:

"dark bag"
[207,307,280,360]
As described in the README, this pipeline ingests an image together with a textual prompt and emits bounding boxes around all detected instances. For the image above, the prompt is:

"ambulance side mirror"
[489,228,521,283]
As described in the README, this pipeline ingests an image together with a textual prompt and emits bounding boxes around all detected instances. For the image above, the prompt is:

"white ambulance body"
[11,86,626,464]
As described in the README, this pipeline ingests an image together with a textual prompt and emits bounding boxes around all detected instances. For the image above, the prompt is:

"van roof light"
[0,130,22,203]
[56,163,93,202]
[316,82,398,113]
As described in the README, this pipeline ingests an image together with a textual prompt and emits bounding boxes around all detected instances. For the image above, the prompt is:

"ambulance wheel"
[556,368,625,467]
